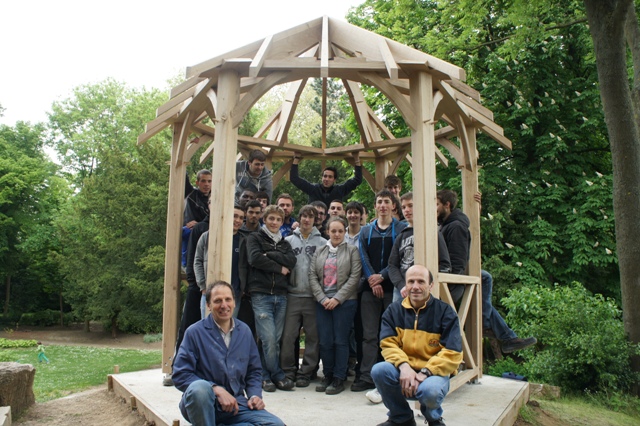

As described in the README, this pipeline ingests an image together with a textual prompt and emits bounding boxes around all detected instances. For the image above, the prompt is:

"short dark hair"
[196,169,212,180]
[205,280,235,304]
[248,149,267,162]
[323,166,338,181]
[326,216,348,230]
[400,192,413,202]
[375,189,400,212]
[384,175,402,187]
[246,200,262,210]
[345,201,364,215]
[234,204,247,213]
[437,189,458,210]
[255,191,269,200]
[329,199,344,207]
[298,205,317,219]
[311,200,328,211]
[276,193,294,205]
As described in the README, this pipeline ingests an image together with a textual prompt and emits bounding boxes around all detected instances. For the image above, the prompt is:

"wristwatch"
[420,368,432,377]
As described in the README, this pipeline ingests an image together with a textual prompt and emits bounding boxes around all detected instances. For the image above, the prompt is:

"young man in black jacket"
[437,189,536,353]
[290,152,363,204]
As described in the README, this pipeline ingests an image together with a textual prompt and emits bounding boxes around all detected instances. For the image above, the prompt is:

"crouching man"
[372,265,462,426]
[173,281,285,426]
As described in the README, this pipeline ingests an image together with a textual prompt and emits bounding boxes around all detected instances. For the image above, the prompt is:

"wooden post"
[161,124,188,374]
[206,68,240,284]
[461,125,482,377]
[374,157,388,192]
[409,71,438,296]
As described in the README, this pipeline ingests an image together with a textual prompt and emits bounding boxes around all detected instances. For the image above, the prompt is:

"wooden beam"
[206,69,240,287]
[409,70,439,298]
[455,113,473,171]
[359,72,417,130]
[249,35,273,78]
[184,135,211,163]
[436,137,463,165]
[479,124,513,150]
[232,71,291,128]
[158,85,197,116]
[444,78,481,102]
[343,80,379,151]
[321,16,330,78]
[367,136,412,150]
[161,124,188,374]
[324,144,365,154]
[274,79,308,144]
[272,160,293,187]
[379,38,399,80]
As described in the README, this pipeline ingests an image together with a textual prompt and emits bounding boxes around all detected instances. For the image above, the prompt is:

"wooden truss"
[139,16,512,392]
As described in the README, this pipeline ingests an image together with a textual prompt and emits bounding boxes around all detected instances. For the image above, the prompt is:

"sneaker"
[295,376,310,388]
[325,378,345,395]
[275,378,295,391]
[428,417,446,426]
[262,380,276,392]
[501,336,537,353]
[351,378,376,392]
[366,388,383,404]
[376,417,416,426]
[315,375,333,392]
[162,375,174,387]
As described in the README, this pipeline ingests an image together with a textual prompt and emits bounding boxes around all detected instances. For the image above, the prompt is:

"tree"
[0,121,68,318]
[52,81,171,335]
[583,0,640,392]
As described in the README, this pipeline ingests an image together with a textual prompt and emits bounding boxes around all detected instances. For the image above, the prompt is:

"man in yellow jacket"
[372,265,462,426]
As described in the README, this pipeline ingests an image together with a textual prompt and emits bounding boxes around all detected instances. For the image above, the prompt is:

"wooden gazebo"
[138,16,512,393]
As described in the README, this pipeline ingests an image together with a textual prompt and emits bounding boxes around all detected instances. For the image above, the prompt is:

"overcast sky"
[0,0,361,126]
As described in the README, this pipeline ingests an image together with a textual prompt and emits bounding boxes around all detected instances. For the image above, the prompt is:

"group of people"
[169,150,536,426]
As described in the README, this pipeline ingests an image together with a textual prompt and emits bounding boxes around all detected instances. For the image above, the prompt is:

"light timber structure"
[139,16,512,393]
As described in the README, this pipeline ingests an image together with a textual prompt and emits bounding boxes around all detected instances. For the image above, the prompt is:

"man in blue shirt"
[173,281,285,426]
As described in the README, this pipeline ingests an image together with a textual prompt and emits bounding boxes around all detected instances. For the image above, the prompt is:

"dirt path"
[2,324,161,425]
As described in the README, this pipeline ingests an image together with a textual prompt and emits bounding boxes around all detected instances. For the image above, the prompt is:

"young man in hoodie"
[235,149,273,204]
[281,205,327,387]
[437,189,536,354]
[388,192,451,303]
[353,190,407,392]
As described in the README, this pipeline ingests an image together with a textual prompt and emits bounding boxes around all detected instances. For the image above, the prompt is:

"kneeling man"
[173,281,284,426]
[372,265,462,426]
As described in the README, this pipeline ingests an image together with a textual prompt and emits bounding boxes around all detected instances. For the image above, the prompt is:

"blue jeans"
[481,270,517,341]
[316,299,357,380]
[179,380,284,426]
[252,293,287,382]
[372,362,450,423]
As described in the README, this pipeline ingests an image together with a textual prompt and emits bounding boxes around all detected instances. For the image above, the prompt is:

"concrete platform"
[110,369,528,426]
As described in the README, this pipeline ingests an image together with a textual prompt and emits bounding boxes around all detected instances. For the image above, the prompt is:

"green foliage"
[501,283,640,393]
[52,80,170,334]
[484,356,530,379]
[0,345,161,401]
[347,1,619,300]
[19,310,72,327]
[0,338,37,348]
[142,333,163,343]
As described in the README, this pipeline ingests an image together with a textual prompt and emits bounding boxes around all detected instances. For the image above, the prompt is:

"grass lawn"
[521,396,640,426]
[0,345,161,402]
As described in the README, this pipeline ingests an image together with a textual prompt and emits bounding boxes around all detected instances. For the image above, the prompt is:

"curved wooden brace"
[358,71,417,131]
[231,71,291,128]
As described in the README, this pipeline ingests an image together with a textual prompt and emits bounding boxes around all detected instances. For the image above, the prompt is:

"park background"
[1,0,639,422]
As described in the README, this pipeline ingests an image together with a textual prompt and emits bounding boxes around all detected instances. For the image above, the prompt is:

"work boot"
[325,378,345,395]
[316,375,333,392]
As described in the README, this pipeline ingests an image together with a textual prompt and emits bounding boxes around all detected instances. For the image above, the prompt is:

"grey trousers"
[280,295,319,380]
[359,290,393,383]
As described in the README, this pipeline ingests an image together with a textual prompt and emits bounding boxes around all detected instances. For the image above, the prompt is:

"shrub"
[19,310,69,327]
[0,338,38,348]
[143,333,163,343]
[502,283,639,393]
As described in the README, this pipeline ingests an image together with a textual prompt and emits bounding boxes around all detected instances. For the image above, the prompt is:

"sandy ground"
[1,323,160,425]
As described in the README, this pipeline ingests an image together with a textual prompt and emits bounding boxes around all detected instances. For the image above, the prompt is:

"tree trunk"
[3,275,10,315]
[59,292,64,327]
[584,0,640,394]
[84,319,90,332]
[111,316,117,339]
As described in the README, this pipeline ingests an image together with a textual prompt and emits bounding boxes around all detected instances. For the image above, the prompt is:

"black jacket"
[439,209,471,275]
[290,164,363,204]
[246,228,297,296]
